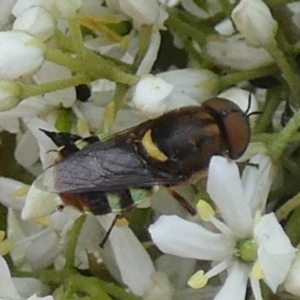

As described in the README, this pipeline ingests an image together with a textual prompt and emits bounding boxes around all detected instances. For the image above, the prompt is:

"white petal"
[137,27,161,76]
[119,0,168,29]
[25,117,58,169]
[242,154,274,214]
[33,61,76,108]
[0,31,45,80]
[205,34,273,70]
[207,156,253,237]
[25,229,63,270]
[255,213,296,292]
[284,252,300,296]
[249,277,263,300]
[0,177,26,210]
[0,256,20,299]
[13,6,56,41]
[13,277,49,298]
[98,215,155,296]
[232,0,277,47]
[149,215,233,261]
[214,262,249,300]
[22,184,60,220]
[15,129,40,170]
[159,68,219,103]
[131,75,173,118]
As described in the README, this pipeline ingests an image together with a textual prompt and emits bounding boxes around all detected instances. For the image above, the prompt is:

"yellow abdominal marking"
[141,130,168,162]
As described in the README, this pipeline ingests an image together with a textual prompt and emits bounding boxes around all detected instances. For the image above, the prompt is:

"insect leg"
[100,214,120,248]
[167,188,197,216]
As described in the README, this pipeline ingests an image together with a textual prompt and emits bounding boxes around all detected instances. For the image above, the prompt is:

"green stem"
[65,215,86,270]
[254,87,284,133]
[69,274,142,300]
[219,65,278,90]
[20,74,90,99]
[68,19,85,57]
[99,84,128,133]
[46,48,138,85]
[276,191,300,220]
[268,105,300,161]
[133,24,154,71]
[266,38,300,107]
[166,13,207,47]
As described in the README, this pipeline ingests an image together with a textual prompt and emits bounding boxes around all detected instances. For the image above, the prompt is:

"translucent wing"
[35,142,178,194]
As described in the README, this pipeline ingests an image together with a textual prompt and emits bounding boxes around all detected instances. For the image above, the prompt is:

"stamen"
[252,260,264,280]
[188,270,208,289]
[10,185,29,197]
[197,200,215,221]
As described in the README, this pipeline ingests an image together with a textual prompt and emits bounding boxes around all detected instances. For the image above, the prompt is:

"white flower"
[0,80,22,111]
[44,0,82,19]
[131,75,174,118]
[284,252,300,296]
[205,34,273,70]
[232,0,278,47]
[0,250,50,299]
[131,69,220,118]
[0,0,16,28]
[119,0,168,29]
[13,6,56,41]
[0,31,45,80]
[149,154,296,299]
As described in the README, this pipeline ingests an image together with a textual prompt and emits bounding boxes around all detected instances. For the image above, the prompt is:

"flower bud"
[232,0,278,47]
[205,34,273,70]
[0,80,22,111]
[13,7,56,41]
[0,31,45,80]
[131,75,173,118]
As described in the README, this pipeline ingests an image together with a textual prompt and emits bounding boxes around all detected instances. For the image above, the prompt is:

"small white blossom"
[284,252,300,296]
[0,31,45,80]
[13,6,56,41]
[0,0,17,28]
[205,34,273,70]
[131,69,220,118]
[150,154,296,299]
[0,80,22,111]
[44,0,82,19]
[131,75,174,118]
[232,0,278,47]
[119,0,168,29]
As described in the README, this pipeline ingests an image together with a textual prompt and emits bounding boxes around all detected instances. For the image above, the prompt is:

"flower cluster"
[0,0,300,300]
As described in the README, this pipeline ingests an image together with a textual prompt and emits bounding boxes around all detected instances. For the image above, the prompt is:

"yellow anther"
[188,270,209,289]
[252,260,264,280]
[77,118,90,137]
[254,210,262,225]
[10,185,29,197]
[34,216,51,227]
[0,231,5,243]
[141,130,168,162]
[0,239,13,256]
[115,217,129,227]
[196,200,215,221]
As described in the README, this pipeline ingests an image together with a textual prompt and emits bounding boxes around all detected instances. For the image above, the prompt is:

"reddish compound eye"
[202,97,250,159]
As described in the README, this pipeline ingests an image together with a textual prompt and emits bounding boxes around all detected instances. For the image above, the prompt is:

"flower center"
[235,238,258,263]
